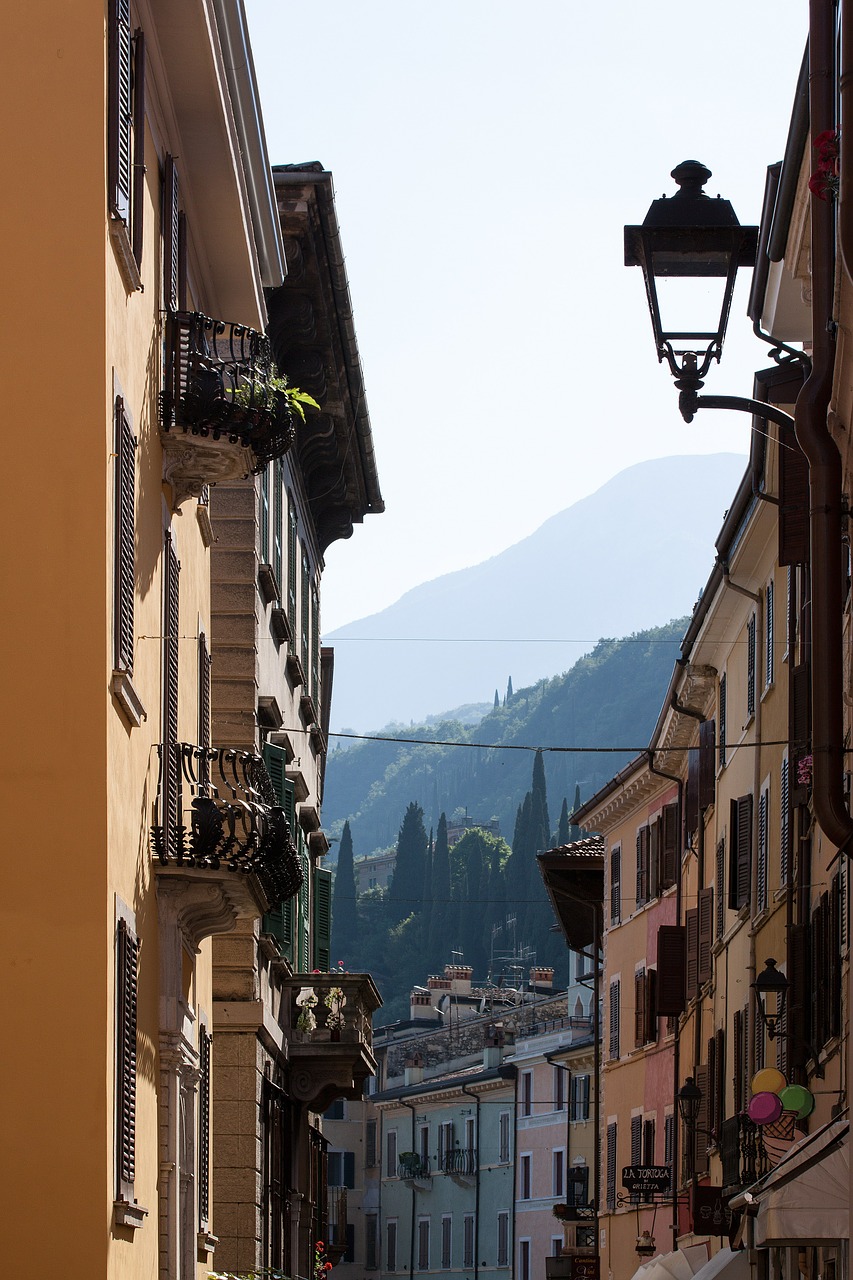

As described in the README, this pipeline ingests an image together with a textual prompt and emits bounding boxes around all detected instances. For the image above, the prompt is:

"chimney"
[410,991,440,1021]
[427,975,451,1009]
[404,1050,424,1086]
[530,966,554,990]
[483,1023,505,1069]
[445,963,473,996]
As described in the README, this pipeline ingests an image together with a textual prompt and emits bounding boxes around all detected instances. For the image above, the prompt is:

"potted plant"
[324,986,347,1040]
[295,986,318,1036]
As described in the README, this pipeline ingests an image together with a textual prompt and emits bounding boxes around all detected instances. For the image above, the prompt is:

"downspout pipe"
[401,1099,418,1280]
[797,0,853,857]
[460,1083,482,1280]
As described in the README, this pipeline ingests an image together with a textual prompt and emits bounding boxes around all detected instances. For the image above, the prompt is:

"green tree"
[331,820,358,964]
[506,676,514,703]
[389,801,429,924]
[557,797,570,845]
[494,689,500,709]
[429,813,452,971]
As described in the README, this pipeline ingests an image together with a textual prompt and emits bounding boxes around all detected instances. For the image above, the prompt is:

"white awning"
[753,1118,849,1246]
[688,1248,749,1280]
[628,1244,710,1280]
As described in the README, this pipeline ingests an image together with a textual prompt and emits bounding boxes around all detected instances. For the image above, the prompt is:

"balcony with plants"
[282,971,382,1112]
[160,311,317,504]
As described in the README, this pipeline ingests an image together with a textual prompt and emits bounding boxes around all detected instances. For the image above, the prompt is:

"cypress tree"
[331,820,358,965]
[506,676,514,703]
[494,689,500,710]
[569,783,584,840]
[389,801,429,924]
[557,797,570,845]
[429,813,452,970]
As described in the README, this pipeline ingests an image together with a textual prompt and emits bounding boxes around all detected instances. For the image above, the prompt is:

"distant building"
[447,815,502,846]
[354,848,397,893]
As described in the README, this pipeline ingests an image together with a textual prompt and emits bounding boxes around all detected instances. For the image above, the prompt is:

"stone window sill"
[111,669,146,728]
[114,1198,148,1231]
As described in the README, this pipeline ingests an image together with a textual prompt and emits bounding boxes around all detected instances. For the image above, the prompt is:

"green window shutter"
[313,866,332,970]
[261,744,297,960]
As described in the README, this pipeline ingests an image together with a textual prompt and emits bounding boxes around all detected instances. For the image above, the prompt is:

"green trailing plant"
[233,371,320,421]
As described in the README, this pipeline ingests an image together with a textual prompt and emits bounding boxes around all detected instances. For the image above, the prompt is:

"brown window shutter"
[714,1028,726,1130]
[697,887,713,985]
[198,1026,211,1227]
[733,1009,744,1112]
[699,718,716,807]
[707,1035,717,1134]
[830,874,842,1038]
[131,29,145,266]
[661,803,678,889]
[108,0,133,221]
[729,795,753,911]
[715,837,726,938]
[656,925,686,1015]
[114,397,136,675]
[694,1064,710,1173]
[685,908,699,1000]
[635,970,646,1047]
[747,615,757,718]
[636,827,649,907]
[685,746,699,834]
[198,632,211,753]
[780,757,790,886]
[610,846,621,924]
[645,968,658,1044]
[163,532,181,857]
[779,425,810,565]
[648,819,660,899]
[609,980,620,1059]
[116,917,139,1198]
[163,154,180,313]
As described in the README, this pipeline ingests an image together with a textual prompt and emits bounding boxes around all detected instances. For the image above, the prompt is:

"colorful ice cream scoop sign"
[748,1070,815,1123]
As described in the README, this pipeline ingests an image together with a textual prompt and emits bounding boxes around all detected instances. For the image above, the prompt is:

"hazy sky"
[244,0,808,633]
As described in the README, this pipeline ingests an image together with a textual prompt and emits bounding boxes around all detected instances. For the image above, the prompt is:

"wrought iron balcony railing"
[160,312,296,501]
[719,1114,770,1190]
[440,1148,477,1177]
[151,743,303,912]
[399,1154,431,1179]
[327,1186,348,1262]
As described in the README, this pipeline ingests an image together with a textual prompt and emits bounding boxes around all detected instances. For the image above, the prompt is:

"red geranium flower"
[316,1241,325,1251]
[325,1264,333,1271]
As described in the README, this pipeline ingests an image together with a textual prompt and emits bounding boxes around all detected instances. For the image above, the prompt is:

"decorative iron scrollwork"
[151,743,303,909]
[161,312,296,473]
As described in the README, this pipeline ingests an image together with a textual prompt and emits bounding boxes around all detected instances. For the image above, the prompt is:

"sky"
[244,0,809,634]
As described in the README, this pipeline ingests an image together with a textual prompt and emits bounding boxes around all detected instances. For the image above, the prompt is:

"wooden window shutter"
[747,616,757,718]
[729,795,753,911]
[636,827,648,907]
[714,1028,726,1130]
[114,396,136,675]
[780,756,790,886]
[131,29,145,266]
[198,632,211,753]
[312,583,320,704]
[661,804,678,889]
[648,819,660,899]
[699,718,716,807]
[830,874,842,1038]
[163,154,180,313]
[610,846,621,924]
[644,968,658,1044]
[694,1064,710,1174]
[313,866,332,970]
[685,908,699,1000]
[301,546,311,676]
[273,459,283,593]
[697,887,713,985]
[108,0,133,222]
[163,531,180,857]
[719,676,727,768]
[630,1115,642,1200]
[757,789,768,911]
[685,747,699,833]
[609,979,620,1058]
[643,1118,655,1166]
[261,744,297,957]
[707,1035,717,1134]
[198,1026,211,1227]
[287,498,298,651]
[606,1123,617,1209]
[634,969,646,1047]
[779,426,810,565]
[765,579,774,686]
[715,837,725,938]
[656,925,686,1015]
[741,1005,750,1111]
[116,916,139,1198]
[733,1010,744,1112]
[260,467,270,564]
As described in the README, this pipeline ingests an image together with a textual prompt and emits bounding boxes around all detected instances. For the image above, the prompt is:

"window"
[463,1214,475,1268]
[387,1219,398,1272]
[499,1111,511,1163]
[568,1164,589,1206]
[327,1151,355,1189]
[324,1099,344,1121]
[570,1074,590,1121]
[365,1119,377,1167]
[386,1128,398,1177]
[552,1237,564,1258]
[260,467,270,564]
[108,0,145,274]
[766,579,775,686]
[113,395,136,677]
[747,615,757,718]
[365,1214,378,1269]
[301,545,311,678]
[609,979,621,1059]
[729,794,754,911]
[780,755,790,886]
[198,633,211,752]
[438,1119,455,1169]
[630,1115,642,1203]
[417,1217,430,1270]
[519,1153,532,1199]
[272,458,283,593]
[518,1238,530,1280]
[553,1065,565,1112]
[552,1148,565,1197]
[719,675,727,767]
[198,1022,211,1228]
[441,1215,452,1269]
[497,1213,510,1268]
[610,845,622,924]
[287,498,298,651]
[715,837,726,938]
[636,826,650,907]
[115,912,139,1204]
[521,1070,533,1117]
[162,531,180,858]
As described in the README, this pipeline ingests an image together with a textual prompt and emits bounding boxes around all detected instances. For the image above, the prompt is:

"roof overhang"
[537,839,604,952]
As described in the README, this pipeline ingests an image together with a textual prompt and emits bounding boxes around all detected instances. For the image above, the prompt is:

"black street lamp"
[625,163,800,428]
[751,957,790,1041]
[676,1076,702,1130]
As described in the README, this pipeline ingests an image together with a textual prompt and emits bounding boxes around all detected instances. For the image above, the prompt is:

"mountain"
[324,453,746,730]
[323,618,688,857]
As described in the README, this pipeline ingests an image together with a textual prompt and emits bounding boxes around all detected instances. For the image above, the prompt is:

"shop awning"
[688,1248,749,1280]
[751,1117,849,1246]
[628,1244,710,1280]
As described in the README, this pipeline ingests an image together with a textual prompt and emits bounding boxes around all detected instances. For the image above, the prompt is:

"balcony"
[399,1153,431,1183]
[160,311,296,504]
[284,971,382,1111]
[327,1186,348,1264]
[151,743,303,937]
[440,1148,477,1180]
[719,1114,774,1190]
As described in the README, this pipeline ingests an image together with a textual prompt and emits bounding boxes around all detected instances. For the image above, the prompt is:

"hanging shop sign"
[621,1165,672,1193]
